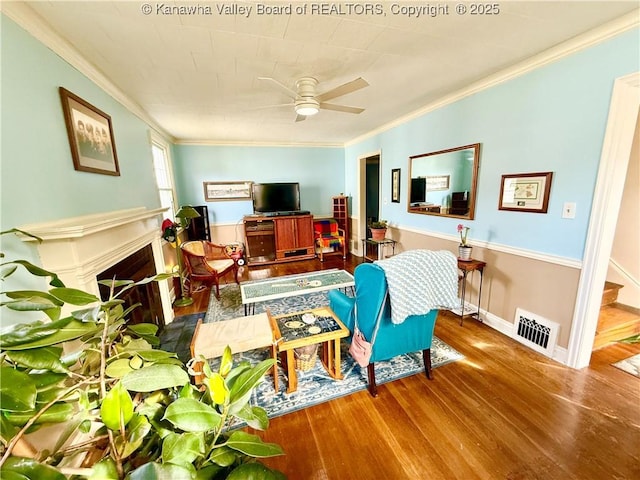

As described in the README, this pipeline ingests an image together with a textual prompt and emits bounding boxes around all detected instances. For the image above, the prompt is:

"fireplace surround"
[19,207,174,325]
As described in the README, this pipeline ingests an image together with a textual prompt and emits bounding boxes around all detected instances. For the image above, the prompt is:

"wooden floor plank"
[175,255,640,479]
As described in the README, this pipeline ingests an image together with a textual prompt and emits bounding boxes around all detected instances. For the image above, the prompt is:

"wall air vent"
[512,308,559,358]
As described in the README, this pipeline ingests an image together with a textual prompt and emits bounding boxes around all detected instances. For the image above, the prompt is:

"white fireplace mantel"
[19,207,174,324]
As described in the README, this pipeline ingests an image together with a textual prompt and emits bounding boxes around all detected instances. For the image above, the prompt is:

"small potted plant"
[369,220,388,241]
[457,223,472,260]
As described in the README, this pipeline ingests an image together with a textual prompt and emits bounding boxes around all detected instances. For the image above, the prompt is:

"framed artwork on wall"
[203,181,253,201]
[391,168,401,203]
[499,172,553,213]
[59,87,120,176]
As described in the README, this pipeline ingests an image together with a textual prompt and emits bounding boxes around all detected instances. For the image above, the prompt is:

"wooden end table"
[457,258,486,326]
[267,306,350,394]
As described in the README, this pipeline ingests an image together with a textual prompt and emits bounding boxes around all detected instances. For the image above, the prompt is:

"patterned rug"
[612,353,640,378]
[162,285,464,420]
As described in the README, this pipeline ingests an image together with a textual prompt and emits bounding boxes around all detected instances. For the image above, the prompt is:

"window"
[151,137,176,220]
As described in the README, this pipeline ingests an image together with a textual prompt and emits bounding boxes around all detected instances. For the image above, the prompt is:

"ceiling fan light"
[295,101,319,116]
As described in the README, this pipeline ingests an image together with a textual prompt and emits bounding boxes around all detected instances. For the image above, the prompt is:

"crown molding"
[346,9,640,147]
[174,139,343,148]
[1,2,175,142]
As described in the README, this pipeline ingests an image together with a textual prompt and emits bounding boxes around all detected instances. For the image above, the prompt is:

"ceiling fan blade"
[258,77,298,99]
[295,114,307,122]
[319,103,364,114]
[315,77,369,103]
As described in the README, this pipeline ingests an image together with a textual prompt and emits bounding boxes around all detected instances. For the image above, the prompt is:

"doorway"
[357,152,381,256]
[568,72,640,368]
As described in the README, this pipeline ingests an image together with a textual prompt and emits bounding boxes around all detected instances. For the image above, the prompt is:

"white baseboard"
[462,303,569,365]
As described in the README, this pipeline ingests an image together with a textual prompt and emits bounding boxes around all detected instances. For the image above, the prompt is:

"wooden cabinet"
[244,214,315,265]
[332,196,349,254]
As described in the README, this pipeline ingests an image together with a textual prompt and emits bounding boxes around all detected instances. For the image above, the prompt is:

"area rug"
[612,353,640,378]
[162,285,464,420]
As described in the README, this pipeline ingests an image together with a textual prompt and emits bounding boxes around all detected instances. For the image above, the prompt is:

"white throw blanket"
[375,250,459,324]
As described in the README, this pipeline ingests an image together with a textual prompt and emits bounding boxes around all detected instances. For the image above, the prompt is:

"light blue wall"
[1,15,161,233]
[345,28,639,261]
[1,14,163,286]
[172,145,344,224]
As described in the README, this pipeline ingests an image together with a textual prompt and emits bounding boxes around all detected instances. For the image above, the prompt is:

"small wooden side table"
[457,258,486,326]
[268,306,349,394]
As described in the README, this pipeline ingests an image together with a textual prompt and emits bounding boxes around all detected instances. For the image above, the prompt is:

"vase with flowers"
[457,223,472,261]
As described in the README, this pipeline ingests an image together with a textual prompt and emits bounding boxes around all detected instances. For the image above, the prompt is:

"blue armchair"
[328,262,440,397]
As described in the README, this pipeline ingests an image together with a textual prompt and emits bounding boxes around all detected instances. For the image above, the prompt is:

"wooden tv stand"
[244,214,315,265]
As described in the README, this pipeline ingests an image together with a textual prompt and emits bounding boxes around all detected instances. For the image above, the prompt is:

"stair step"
[601,281,624,307]
[593,303,640,350]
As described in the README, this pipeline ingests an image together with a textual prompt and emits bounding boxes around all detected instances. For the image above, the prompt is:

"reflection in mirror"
[407,143,480,220]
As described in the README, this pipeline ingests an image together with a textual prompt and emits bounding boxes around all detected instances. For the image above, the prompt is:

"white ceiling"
[15,1,640,145]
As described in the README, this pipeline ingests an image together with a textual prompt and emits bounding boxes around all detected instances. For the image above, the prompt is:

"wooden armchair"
[181,241,238,300]
[313,219,346,262]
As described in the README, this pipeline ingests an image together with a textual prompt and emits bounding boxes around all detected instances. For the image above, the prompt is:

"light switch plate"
[562,202,576,219]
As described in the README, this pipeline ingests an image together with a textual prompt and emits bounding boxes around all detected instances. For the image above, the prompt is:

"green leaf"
[225,431,284,458]
[115,413,151,459]
[31,372,68,389]
[0,367,37,412]
[3,296,60,312]
[49,287,99,305]
[227,462,286,480]
[0,456,67,480]
[5,403,74,426]
[121,364,189,392]
[97,279,134,289]
[228,359,274,414]
[207,373,228,405]
[208,445,237,467]
[88,458,119,480]
[162,398,221,432]
[7,346,68,373]
[100,382,134,431]
[195,464,224,480]
[127,323,158,337]
[4,290,64,306]
[105,358,134,378]
[135,350,177,363]
[8,259,65,287]
[220,346,233,377]
[0,319,99,351]
[128,462,193,480]
[235,404,269,431]
[161,431,205,467]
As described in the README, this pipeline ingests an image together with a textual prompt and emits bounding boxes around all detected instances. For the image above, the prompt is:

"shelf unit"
[332,196,350,255]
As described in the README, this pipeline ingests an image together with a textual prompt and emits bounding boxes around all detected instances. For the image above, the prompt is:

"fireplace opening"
[97,244,165,330]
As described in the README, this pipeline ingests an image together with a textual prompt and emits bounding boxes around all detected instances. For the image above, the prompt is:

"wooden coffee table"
[267,306,349,394]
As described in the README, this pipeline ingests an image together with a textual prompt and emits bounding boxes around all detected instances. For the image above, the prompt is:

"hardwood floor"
[174,256,640,480]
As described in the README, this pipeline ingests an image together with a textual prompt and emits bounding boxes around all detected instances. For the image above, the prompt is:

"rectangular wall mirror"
[407,143,481,220]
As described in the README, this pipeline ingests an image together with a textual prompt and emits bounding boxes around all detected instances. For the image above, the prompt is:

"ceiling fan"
[257,76,369,122]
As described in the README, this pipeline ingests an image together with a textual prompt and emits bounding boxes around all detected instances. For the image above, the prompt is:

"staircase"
[593,281,640,350]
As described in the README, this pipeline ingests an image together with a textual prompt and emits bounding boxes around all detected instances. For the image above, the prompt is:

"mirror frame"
[407,143,481,220]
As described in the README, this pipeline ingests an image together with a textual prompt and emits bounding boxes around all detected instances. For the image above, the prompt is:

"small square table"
[267,306,350,394]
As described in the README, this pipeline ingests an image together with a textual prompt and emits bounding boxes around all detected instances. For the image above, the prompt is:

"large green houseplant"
[0,229,285,479]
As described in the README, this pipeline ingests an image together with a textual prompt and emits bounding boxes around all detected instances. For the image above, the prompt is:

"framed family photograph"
[59,87,120,176]
[391,168,401,203]
[203,181,253,201]
[499,172,553,213]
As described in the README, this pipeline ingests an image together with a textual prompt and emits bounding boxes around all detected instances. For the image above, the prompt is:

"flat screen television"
[410,177,426,205]
[252,182,301,214]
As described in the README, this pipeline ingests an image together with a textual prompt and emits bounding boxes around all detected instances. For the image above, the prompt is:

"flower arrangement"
[457,223,470,246]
